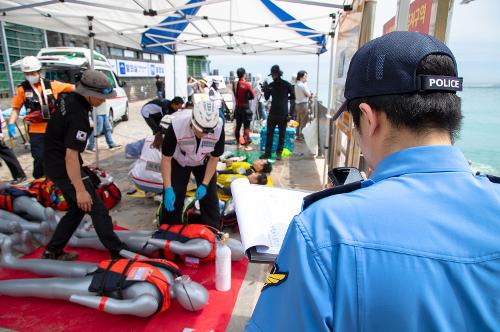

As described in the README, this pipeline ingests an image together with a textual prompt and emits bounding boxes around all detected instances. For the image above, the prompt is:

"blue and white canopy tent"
[0,0,350,163]
[0,0,346,54]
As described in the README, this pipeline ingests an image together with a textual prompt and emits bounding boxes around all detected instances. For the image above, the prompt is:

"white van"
[36,47,129,124]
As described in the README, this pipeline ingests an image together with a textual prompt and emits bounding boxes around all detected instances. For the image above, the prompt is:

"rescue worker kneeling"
[160,101,225,229]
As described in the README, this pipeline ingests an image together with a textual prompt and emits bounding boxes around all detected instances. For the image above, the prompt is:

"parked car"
[36,47,129,125]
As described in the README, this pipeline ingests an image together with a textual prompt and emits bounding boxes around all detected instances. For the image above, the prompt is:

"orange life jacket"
[153,224,217,262]
[89,258,181,315]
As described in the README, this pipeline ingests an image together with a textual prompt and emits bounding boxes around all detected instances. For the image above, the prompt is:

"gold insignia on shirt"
[263,263,288,290]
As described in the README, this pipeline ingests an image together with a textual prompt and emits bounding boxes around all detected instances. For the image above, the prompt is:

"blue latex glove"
[8,124,16,138]
[163,187,176,211]
[195,184,207,200]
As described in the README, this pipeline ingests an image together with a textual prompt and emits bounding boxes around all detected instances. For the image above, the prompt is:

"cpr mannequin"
[0,215,52,245]
[0,238,209,317]
[69,224,245,262]
[0,183,59,230]
[0,229,34,254]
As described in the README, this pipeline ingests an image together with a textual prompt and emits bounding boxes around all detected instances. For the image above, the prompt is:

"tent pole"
[324,16,337,183]
[88,16,99,168]
[315,52,322,157]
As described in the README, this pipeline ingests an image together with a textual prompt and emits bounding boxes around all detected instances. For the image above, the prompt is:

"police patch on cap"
[263,263,288,290]
[76,130,87,142]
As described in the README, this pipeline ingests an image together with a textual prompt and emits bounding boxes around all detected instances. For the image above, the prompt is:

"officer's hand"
[195,184,207,200]
[163,187,176,211]
[76,190,93,212]
[8,124,16,138]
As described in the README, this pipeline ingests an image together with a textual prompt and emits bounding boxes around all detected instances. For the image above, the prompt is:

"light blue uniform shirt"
[246,146,500,332]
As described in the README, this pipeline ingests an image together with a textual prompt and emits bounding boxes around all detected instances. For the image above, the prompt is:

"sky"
[208,0,500,97]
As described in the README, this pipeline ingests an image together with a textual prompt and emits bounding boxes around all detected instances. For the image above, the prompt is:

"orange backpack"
[29,178,68,211]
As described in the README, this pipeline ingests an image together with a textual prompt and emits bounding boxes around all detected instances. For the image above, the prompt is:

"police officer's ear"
[358,102,381,137]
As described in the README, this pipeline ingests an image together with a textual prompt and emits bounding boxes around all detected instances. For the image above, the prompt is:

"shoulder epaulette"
[302,181,362,210]
[486,174,500,184]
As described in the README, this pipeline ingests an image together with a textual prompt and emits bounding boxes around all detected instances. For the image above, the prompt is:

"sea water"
[456,86,500,175]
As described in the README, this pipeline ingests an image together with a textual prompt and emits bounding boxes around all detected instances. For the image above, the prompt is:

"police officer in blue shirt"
[246,31,500,332]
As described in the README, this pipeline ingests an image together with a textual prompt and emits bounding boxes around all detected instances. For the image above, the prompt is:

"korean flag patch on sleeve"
[76,130,87,142]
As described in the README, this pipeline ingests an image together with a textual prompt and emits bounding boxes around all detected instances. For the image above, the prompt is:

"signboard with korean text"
[107,59,166,77]
[383,0,433,35]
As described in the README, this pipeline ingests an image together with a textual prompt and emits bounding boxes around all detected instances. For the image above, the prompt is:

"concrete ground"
[0,100,325,331]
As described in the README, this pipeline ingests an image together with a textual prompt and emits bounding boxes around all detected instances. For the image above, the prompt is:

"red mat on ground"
[0,247,248,332]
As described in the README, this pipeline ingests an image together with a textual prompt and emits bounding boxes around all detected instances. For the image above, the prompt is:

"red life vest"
[89,258,181,315]
[153,224,217,262]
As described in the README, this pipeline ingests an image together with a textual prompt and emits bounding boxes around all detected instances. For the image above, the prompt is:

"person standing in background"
[8,56,74,179]
[85,103,121,152]
[233,68,255,149]
[155,75,165,99]
[0,110,26,183]
[208,79,224,123]
[294,70,313,140]
[289,75,297,121]
[198,79,209,94]
[252,74,268,121]
[187,76,199,102]
[260,65,295,161]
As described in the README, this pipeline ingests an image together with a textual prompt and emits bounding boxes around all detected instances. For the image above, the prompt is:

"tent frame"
[1,0,349,166]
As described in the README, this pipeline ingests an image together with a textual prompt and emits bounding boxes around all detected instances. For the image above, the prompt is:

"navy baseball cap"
[333,31,463,120]
[269,64,283,76]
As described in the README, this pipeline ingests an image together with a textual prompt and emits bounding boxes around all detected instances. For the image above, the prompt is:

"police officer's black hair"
[255,173,268,185]
[347,54,462,142]
[237,67,246,79]
[261,160,273,174]
[296,70,307,81]
[171,96,184,105]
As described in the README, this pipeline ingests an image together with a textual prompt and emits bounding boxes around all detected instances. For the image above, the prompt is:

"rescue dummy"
[69,223,245,262]
[0,239,208,317]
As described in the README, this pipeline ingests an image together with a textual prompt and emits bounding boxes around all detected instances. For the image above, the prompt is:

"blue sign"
[118,61,126,75]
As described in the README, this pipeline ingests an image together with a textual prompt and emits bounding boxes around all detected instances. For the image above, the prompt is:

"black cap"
[333,31,463,120]
[269,64,283,77]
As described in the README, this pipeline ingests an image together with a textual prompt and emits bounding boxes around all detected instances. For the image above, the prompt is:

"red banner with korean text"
[383,0,433,35]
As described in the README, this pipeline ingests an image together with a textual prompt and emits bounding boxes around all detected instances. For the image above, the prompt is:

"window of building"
[68,41,76,47]
[83,43,89,49]
[124,50,136,58]
[142,53,151,60]
[108,47,123,57]
[95,45,102,53]
[151,54,160,61]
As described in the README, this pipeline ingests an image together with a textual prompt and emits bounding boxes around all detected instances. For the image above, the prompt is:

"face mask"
[26,75,40,84]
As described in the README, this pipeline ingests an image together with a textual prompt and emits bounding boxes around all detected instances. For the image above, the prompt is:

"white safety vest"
[172,110,223,167]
